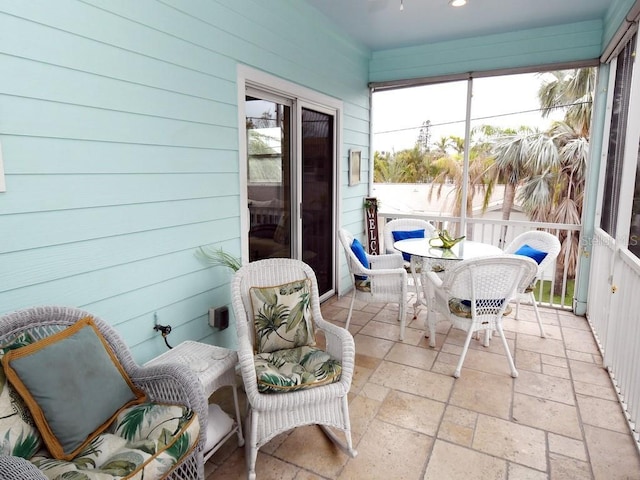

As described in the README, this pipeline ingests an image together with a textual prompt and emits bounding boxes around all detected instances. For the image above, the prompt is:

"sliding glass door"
[244,90,336,297]
[301,106,335,294]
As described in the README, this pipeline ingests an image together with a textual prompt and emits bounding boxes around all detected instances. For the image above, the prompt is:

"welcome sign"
[364,197,379,255]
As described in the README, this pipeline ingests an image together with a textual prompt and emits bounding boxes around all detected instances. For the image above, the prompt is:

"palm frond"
[195,246,242,271]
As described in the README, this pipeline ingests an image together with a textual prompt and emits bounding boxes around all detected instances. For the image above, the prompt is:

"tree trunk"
[499,181,517,248]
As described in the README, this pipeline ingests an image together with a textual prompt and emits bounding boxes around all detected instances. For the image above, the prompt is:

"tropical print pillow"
[30,402,199,480]
[0,332,42,459]
[250,279,316,354]
[255,346,342,393]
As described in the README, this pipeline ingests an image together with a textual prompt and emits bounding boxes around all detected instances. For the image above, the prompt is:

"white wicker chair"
[231,258,357,480]
[383,218,437,318]
[0,305,207,480]
[425,255,537,378]
[383,218,437,257]
[504,231,562,338]
[338,228,408,340]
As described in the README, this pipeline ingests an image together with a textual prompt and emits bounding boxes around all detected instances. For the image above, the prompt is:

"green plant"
[533,279,575,307]
[363,198,379,209]
[195,246,242,272]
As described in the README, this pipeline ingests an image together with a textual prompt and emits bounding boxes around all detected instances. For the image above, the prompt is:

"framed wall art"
[348,149,361,186]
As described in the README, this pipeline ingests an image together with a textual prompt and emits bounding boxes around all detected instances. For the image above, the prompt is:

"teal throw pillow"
[392,229,425,261]
[3,317,146,460]
[514,244,548,264]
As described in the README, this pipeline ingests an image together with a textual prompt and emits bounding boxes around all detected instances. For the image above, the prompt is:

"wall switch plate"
[209,306,229,330]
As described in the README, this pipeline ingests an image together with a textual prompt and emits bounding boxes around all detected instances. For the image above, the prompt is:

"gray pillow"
[2,317,146,460]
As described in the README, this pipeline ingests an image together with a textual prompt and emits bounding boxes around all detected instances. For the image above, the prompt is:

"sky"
[372,71,565,154]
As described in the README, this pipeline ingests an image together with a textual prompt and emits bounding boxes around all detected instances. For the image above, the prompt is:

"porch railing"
[588,228,640,449]
[377,212,581,311]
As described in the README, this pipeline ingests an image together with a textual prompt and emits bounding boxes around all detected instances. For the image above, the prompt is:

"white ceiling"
[305,0,614,50]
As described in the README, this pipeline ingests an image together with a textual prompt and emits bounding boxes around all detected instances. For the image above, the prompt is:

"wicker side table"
[145,341,245,461]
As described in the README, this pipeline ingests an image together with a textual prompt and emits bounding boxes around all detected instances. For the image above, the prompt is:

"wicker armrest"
[315,319,355,376]
[368,252,405,269]
[0,455,47,480]
[133,363,208,447]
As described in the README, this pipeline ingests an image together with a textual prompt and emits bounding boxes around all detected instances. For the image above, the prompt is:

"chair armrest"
[132,363,208,448]
[314,317,356,382]
[368,252,405,270]
[0,455,47,480]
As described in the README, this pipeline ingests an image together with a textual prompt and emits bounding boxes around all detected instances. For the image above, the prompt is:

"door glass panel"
[602,35,635,237]
[302,107,334,294]
[245,96,291,262]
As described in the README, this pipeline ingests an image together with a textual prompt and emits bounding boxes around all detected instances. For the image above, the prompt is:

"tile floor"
[205,294,640,480]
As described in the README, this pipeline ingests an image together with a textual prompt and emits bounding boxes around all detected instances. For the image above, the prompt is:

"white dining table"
[393,237,504,309]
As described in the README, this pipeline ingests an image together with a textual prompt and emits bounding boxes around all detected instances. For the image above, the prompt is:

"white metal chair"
[503,230,562,338]
[338,228,408,340]
[425,255,538,378]
[231,258,357,480]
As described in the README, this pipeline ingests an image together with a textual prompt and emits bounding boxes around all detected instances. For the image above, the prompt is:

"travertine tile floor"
[205,294,640,479]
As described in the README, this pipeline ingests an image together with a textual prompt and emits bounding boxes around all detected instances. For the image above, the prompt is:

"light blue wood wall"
[369,20,603,83]
[0,0,634,362]
[0,0,371,362]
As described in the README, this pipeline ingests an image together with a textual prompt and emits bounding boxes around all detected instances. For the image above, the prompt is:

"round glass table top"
[393,238,504,261]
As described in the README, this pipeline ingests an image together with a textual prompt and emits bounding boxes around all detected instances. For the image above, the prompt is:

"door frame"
[237,65,343,300]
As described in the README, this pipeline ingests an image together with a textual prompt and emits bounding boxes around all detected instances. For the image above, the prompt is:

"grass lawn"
[533,279,575,307]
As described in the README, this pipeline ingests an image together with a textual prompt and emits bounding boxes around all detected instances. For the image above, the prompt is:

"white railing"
[588,229,640,450]
[378,212,580,310]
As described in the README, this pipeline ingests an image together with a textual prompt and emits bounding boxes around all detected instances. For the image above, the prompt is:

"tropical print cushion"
[255,346,342,393]
[0,332,42,459]
[448,298,513,318]
[354,278,371,292]
[2,318,147,460]
[250,279,316,354]
[30,402,199,480]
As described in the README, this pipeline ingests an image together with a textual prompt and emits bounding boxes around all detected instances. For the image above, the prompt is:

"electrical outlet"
[209,306,229,330]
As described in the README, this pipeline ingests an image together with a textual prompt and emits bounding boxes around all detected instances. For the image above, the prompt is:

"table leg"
[231,384,245,447]
[409,255,425,318]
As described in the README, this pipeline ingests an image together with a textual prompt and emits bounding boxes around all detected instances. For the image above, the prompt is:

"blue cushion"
[351,238,369,280]
[392,229,425,261]
[514,243,548,264]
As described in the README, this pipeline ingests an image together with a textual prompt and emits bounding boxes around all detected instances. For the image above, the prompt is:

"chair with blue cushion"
[425,255,538,378]
[383,218,437,261]
[338,228,408,340]
[382,218,437,317]
[504,230,562,338]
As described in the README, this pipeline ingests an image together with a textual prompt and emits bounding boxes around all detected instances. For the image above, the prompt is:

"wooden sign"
[364,197,379,255]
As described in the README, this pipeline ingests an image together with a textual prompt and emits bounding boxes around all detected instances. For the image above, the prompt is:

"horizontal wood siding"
[602,0,637,50]
[0,0,370,361]
[369,20,603,83]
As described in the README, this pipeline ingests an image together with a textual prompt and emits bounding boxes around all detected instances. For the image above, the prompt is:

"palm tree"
[373,150,411,183]
[515,68,593,292]
[538,68,595,137]
[490,126,559,246]
[428,136,494,237]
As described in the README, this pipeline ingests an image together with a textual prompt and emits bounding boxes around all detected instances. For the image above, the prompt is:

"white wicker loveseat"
[0,305,208,480]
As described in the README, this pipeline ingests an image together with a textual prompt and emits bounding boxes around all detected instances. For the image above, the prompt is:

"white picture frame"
[349,149,361,186]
